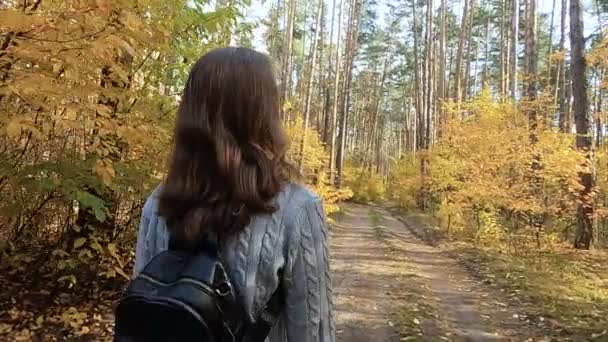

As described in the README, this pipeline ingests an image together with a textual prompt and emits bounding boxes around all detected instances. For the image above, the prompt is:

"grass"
[455,244,608,338]
[368,210,386,239]
[401,211,608,339]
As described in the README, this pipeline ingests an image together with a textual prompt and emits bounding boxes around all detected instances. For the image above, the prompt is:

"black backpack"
[114,238,282,342]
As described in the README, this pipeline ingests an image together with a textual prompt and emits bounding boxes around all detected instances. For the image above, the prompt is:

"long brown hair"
[158,47,290,247]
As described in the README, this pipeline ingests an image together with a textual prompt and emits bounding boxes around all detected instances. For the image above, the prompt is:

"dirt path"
[332,203,536,342]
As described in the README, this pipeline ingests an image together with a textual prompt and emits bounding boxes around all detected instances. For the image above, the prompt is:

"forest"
[1,0,607,340]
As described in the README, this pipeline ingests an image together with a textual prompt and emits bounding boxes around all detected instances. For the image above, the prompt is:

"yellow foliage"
[344,164,386,203]
[284,116,353,217]
[390,89,586,244]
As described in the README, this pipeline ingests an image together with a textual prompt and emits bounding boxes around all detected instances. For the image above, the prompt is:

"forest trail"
[332,203,533,342]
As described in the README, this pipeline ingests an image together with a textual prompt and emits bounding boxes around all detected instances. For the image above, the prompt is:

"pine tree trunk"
[322,0,338,143]
[438,0,447,138]
[453,0,469,103]
[482,16,491,88]
[463,0,475,102]
[526,0,538,101]
[511,0,519,98]
[425,0,434,147]
[571,0,594,249]
[298,0,324,172]
[412,0,422,149]
[337,0,362,187]
[500,0,507,96]
[329,0,345,183]
[558,0,568,132]
[547,0,557,87]
[281,0,297,120]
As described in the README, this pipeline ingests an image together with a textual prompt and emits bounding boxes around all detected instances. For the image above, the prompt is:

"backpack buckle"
[215,280,233,297]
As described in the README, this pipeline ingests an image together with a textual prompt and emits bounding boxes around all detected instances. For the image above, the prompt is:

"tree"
[337,0,364,186]
[453,0,469,103]
[328,0,345,182]
[281,0,297,117]
[298,0,324,172]
[511,0,519,98]
[570,0,594,249]
[558,0,569,132]
[438,0,447,135]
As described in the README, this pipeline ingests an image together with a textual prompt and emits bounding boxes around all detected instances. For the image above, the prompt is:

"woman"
[133,47,335,342]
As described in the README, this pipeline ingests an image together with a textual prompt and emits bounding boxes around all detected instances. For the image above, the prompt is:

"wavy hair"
[158,47,290,247]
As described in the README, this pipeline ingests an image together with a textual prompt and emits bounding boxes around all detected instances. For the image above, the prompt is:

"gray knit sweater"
[133,183,335,342]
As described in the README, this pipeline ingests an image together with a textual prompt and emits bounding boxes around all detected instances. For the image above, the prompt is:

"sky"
[244,0,602,53]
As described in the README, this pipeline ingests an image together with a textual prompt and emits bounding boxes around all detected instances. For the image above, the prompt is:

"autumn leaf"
[114,266,130,280]
[93,158,115,186]
[5,119,23,138]
[107,243,124,268]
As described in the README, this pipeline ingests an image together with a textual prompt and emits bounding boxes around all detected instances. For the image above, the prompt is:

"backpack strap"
[242,285,283,342]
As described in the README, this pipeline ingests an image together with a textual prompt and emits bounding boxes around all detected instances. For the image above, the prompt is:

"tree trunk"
[424,0,434,147]
[558,0,568,132]
[298,0,324,172]
[322,0,338,143]
[463,0,475,102]
[412,0,422,150]
[453,0,469,103]
[526,0,538,101]
[511,0,519,98]
[281,0,297,119]
[329,0,345,183]
[571,0,594,249]
[482,16,491,88]
[438,0,447,137]
[547,0,557,88]
[500,0,508,96]
[337,0,363,187]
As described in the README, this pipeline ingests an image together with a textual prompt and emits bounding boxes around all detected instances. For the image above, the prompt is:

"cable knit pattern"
[314,202,335,338]
[301,204,321,340]
[133,183,335,342]
[254,217,278,314]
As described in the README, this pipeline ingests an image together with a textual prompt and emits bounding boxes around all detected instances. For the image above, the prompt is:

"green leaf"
[73,238,87,249]
[74,190,108,222]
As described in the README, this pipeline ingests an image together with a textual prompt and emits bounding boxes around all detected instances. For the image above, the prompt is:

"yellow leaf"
[73,238,87,249]
[0,323,13,333]
[90,241,103,252]
[5,119,22,138]
[93,158,115,185]
[107,243,123,267]
[114,266,130,280]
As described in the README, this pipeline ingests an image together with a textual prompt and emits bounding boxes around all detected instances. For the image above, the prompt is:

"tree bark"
[411,0,424,149]
[322,0,338,143]
[570,0,594,249]
[500,0,508,96]
[463,0,475,102]
[281,0,297,119]
[438,0,447,137]
[510,0,519,98]
[453,0,469,103]
[337,0,362,186]
[525,0,538,101]
[547,0,557,87]
[558,0,569,132]
[328,0,345,183]
[482,16,491,88]
[298,0,324,172]
[424,0,434,147]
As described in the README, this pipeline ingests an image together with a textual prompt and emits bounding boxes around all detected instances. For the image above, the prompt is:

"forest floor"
[1,202,606,341]
[332,203,606,342]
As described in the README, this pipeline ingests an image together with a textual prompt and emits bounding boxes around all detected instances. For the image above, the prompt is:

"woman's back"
[134,182,335,342]
[132,47,334,342]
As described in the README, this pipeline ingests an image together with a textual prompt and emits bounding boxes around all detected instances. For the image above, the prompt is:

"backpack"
[114,237,282,342]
